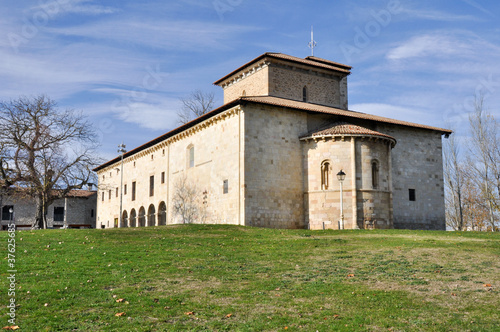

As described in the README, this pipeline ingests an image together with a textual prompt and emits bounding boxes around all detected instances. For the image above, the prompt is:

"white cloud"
[31,0,118,17]
[386,34,467,60]
[350,103,427,124]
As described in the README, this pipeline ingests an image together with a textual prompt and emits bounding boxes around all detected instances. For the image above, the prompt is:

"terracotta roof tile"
[300,122,396,144]
[94,96,451,172]
[240,96,452,134]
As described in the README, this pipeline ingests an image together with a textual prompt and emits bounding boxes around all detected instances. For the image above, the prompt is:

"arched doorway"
[158,201,166,226]
[138,207,146,227]
[121,210,128,228]
[129,209,136,227]
[147,204,156,227]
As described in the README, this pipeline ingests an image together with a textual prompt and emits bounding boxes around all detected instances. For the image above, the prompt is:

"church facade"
[94,53,451,230]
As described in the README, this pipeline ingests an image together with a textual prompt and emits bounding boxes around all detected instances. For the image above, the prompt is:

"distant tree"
[172,175,199,224]
[177,90,215,125]
[444,133,464,230]
[467,94,500,231]
[0,95,100,229]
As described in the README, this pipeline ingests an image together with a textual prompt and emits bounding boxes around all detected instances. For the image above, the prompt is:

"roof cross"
[308,25,317,56]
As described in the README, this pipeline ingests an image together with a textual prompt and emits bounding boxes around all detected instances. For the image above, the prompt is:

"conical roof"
[301,122,396,146]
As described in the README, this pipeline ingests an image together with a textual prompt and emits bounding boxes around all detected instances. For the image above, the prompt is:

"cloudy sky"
[1,0,499,160]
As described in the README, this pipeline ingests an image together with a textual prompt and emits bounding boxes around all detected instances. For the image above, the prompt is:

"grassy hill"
[1,225,499,331]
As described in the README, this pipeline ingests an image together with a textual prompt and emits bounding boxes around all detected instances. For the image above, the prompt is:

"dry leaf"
[115,312,126,317]
[2,327,20,331]
[347,274,355,277]
[185,311,195,316]
[484,284,492,287]
[333,314,340,319]
[225,313,233,318]
[116,298,125,303]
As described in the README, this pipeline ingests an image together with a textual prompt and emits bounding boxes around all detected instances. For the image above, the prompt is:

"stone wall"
[269,64,345,108]
[377,124,446,230]
[0,194,96,229]
[96,107,243,228]
[223,66,269,103]
[243,103,307,228]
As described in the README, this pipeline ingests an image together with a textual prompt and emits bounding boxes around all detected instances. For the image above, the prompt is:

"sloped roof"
[240,96,452,134]
[93,95,451,172]
[302,122,395,140]
[214,52,351,85]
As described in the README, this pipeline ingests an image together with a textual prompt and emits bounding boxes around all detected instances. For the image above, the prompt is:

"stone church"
[94,52,451,230]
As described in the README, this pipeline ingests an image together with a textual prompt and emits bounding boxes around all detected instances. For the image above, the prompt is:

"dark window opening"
[150,175,154,196]
[223,180,229,194]
[132,181,136,201]
[124,184,127,195]
[116,187,119,197]
[161,171,165,184]
[321,161,330,190]
[91,209,94,218]
[54,207,64,222]
[302,86,308,102]
[409,189,416,201]
[108,190,111,200]
[372,160,379,189]
[1,206,13,220]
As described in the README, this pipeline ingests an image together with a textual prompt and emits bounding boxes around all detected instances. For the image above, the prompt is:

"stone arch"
[129,209,136,227]
[158,201,167,226]
[321,160,331,190]
[147,204,156,226]
[121,210,128,228]
[138,206,146,227]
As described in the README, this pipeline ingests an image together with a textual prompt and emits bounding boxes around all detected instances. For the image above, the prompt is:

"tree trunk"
[34,195,45,229]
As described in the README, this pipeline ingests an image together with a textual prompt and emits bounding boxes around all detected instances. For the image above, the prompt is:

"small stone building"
[0,189,97,229]
[94,52,451,230]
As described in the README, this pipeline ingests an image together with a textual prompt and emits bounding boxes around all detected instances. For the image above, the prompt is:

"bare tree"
[177,90,215,125]
[0,95,100,229]
[172,175,199,224]
[467,94,500,231]
[444,133,464,230]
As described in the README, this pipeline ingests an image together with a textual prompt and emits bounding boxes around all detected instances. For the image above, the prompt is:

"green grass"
[1,225,499,331]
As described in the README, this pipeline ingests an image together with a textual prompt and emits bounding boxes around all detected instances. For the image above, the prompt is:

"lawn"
[1,225,499,331]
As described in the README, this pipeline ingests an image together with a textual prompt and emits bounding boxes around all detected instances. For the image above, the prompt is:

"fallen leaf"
[333,314,340,319]
[347,274,355,277]
[115,312,126,317]
[185,312,195,316]
[484,284,492,287]
[116,298,125,303]
[2,327,20,331]
[451,293,457,296]
[225,313,233,318]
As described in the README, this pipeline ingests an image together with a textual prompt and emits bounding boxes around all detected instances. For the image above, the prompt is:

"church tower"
[214,53,351,110]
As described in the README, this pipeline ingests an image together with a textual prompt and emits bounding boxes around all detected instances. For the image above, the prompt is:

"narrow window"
[109,190,112,200]
[151,154,154,161]
[116,187,119,197]
[132,181,136,201]
[102,175,105,180]
[161,171,165,184]
[91,209,94,218]
[124,184,127,195]
[302,86,308,102]
[321,161,330,190]
[372,160,379,189]
[109,172,112,177]
[223,179,229,194]
[102,192,104,201]
[242,90,246,97]
[188,146,194,168]
[149,175,154,197]
[53,207,64,222]
[409,189,416,201]
[162,149,165,156]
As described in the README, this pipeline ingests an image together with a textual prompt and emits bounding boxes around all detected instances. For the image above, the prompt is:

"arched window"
[129,209,136,227]
[187,145,194,168]
[147,204,156,227]
[302,86,308,102]
[321,161,330,190]
[372,160,379,189]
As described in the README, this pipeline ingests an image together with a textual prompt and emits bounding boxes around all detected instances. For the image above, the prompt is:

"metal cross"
[308,26,317,56]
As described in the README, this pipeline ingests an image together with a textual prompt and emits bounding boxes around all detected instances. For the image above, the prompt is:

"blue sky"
[1,0,500,161]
